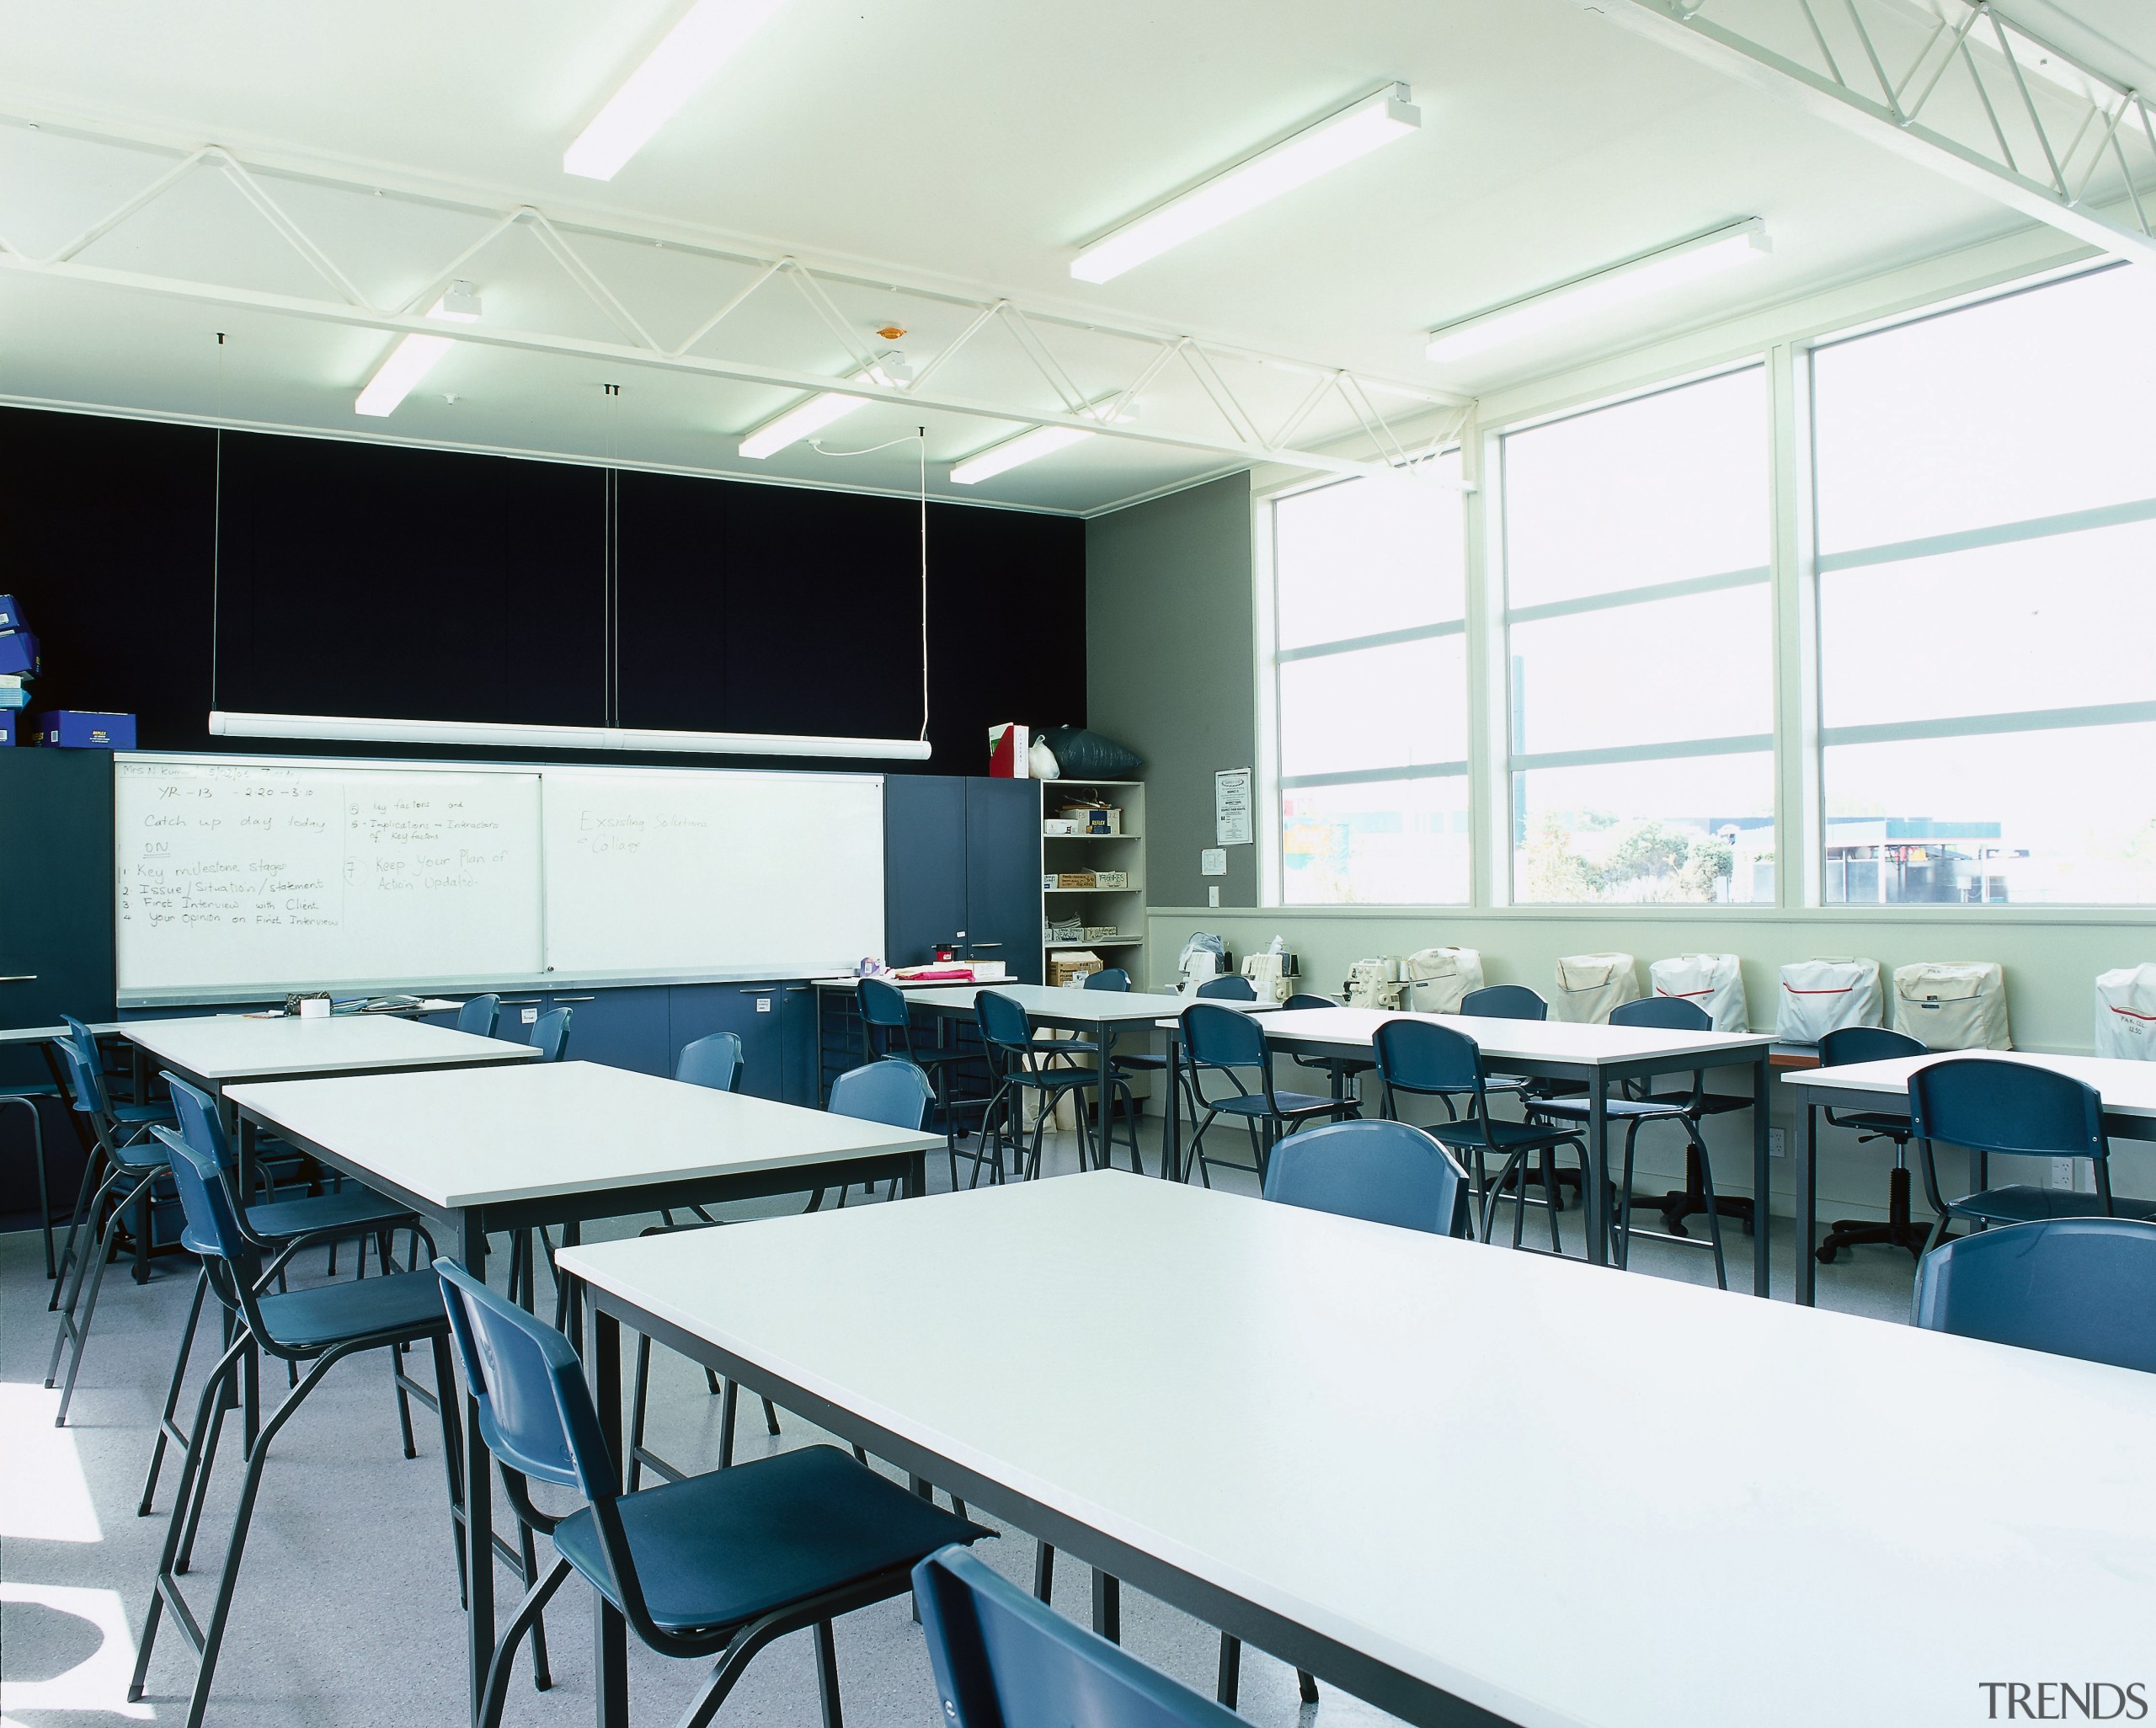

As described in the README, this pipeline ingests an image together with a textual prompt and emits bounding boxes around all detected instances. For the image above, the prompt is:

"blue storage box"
[0,595,20,632]
[0,676,27,710]
[0,629,37,678]
[0,712,13,747]
[32,710,136,749]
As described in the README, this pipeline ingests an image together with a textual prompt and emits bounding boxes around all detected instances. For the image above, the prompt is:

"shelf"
[1043,936,1144,948]
[1043,885,1144,894]
[1042,832,1143,841]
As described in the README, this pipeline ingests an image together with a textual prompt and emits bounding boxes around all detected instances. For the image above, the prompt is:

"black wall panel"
[0,407,1085,773]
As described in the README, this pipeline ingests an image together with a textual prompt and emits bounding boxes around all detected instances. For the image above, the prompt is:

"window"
[1502,368,1774,904]
[1812,265,2156,905]
[1269,456,1469,904]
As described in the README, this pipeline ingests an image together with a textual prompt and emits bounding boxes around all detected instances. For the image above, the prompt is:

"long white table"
[1166,1005,1774,1293]
[120,1011,538,1105]
[561,1173,2156,1728]
[227,1059,941,1728]
[1782,1048,2156,1306]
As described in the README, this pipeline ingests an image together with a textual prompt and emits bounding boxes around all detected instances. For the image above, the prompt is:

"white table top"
[118,1011,539,1084]
[1784,1048,2156,1117]
[0,1021,126,1046]
[561,1172,2156,1728]
[226,1059,939,1212]
[906,983,1236,1024]
[1169,1004,1767,1066]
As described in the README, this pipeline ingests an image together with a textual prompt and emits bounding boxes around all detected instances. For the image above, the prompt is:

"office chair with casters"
[139,1072,424,1517]
[1912,1217,2156,1374]
[1814,1026,1934,1263]
[858,975,986,1189]
[1374,1017,1587,1253]
[456,994,502,1038]
[130,1128,467,1728]
[916,1544,1259,1726]
[434,1259,991,1728]
[975,991,1134,1183]
[1909,1059,2156,1255]
[1522,996,1737,1288]
[1180,1002,1353,1190]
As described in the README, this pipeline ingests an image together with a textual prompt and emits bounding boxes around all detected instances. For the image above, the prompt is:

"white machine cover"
[1648,953,1749,1033]
[1402,947,1484,1014]
[1774,958,1882,1041]
[1550,953,1640,1024]
[1892,961,2012,1051]
[2094,963,2156,1061]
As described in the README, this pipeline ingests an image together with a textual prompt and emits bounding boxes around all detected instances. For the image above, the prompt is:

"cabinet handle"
[784,985,809,994]
[500,998,541,1006]
[551,995,596,1004]
[742,988,776,995]
[0,973,36,984]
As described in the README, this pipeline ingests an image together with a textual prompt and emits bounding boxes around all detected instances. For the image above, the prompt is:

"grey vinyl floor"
[0,1119,1921,1728]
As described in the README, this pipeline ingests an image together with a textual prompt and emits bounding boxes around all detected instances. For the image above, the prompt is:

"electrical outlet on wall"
[1768,1128,1785,1159]
[2050,1156,2076,1191]
[1208,885,1220,908]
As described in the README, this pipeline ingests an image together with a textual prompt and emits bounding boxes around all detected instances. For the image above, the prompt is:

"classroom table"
[903,983,1268,1176]
[1162,1005,1774,1295]
[225,1058,939,1728]
[559,1172,2156,1728]
[1782,1048,2156,1306]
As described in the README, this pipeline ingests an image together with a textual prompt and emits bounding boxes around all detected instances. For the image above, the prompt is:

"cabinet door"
[964,777,1042,984]
[0,749,116,1053]
[668,983,787,1100]
[544,987,668,1075]
[883,774,966,968]
[776,982,818,1107]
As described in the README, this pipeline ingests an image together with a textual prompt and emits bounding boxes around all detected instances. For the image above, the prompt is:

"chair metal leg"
[1299,1670,1320,1704]
[49,1144,111,1310]
[814,1619,844,1728]
[51,1169,157,1424]
[1689,1123,1728,1291]
[139,1267,212,1515]
[1217,1634,1241,1708]
[1541,1149,1563,1254]
[1033,1541,1055,1602]
[475,1558,573,1728]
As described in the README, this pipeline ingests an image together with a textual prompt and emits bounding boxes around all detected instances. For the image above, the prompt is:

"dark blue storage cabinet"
[883,775,1039,984]
[667,983,787,1101]
[542,986,668,1075]
[965,777,1042,985]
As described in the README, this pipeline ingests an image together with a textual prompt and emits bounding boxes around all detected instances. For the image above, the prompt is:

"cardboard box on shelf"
[1092,870,1129,889]
[1043,819,1079,836]
[1082,925,1121,941]
[1048,949,1103,988]
[1046,871,1097,890]
[32,710,136,749]
[1054,802,1122,835]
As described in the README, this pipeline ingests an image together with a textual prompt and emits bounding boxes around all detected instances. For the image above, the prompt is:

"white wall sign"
[1201,847,1227,877]
[1214,768,1253,846]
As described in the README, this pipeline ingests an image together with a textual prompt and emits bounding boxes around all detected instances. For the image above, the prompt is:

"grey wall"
[1085,473,1258,912]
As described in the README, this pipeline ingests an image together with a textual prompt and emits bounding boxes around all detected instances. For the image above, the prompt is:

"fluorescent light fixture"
[565,0,791,180]
[210,711,931,761]
[1425,220,1770,363]
[1071,84,1419,284]
[355,282,482,418]
[949,424,1095,486]
[736,354,908,461]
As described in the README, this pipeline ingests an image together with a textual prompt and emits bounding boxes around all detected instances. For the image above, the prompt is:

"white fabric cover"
[1402,947,1484,1014]
[1774,958,1882,1042]
[2095,964,2156,1061]
[1550,953,1640,1025]
[1892,961,2012,1051]
[1648,953,1749,1033]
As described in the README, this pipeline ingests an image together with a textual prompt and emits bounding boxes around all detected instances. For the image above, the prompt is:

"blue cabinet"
[667,983,787,1100]
[883,775,1040,984]
[542,986,669,1075]
[965,777,1043,984]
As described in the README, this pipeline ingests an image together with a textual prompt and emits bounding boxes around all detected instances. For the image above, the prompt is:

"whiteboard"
[115,758,544,994]
[540,767,884,977]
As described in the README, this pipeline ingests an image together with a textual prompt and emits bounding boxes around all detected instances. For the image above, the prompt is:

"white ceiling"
[0,0,2148,513]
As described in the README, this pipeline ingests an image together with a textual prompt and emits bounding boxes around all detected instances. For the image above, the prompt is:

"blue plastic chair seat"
[0,1081,59,1098]
[115,1100,176,1125]
[1428,1117,1579,1153]
[1952,1186,2156,1228]
[1207,1089,1339,1121]
[551,1444,986,1635]
[253,1267,451,1352]
[245,1185,414,1243]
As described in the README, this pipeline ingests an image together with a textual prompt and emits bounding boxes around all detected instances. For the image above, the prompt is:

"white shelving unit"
[1038,778,1145,987]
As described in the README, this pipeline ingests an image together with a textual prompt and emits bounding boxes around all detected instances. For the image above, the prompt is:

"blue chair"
[1372,1018,1585,1252]
[1910,1059,2156,1253]
[975,991,1134,1184]
[1180,1001,1354,1189]
[130,1127,463,1728]
[456,993,502,1038]
[1084,969,1159,1172]
[1084,967,1134,992]
[434,1259,991,1728]
[45,1037,175,1426]
[1281,990,1378,1101]
[529,1005,573,1062]
[1524,997,1738,1288]
[48,1013,174,1306]
[1263,1117,1473,1239]
[916,1544,1247,1728]
[1815,1026,1933,1265]
[1458,984,1547,1020]
[138,1073,423,1517]
[1913,1217,2156,1374]
[677,1030,746,1092]
[1196,974,1258,1002]
[830,1056,936,1130]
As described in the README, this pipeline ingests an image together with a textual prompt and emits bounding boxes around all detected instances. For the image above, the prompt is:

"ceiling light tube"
[1424,220,1771,363]
[355,282,482,418]
[565,0,792,180]
[736,354,909,460]
[210,711,931,761]
[949,425,1095,486]
[1071,83,1419,285]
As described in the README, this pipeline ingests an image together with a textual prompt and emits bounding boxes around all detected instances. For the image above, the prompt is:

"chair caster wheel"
[1815,1244,1838,1264]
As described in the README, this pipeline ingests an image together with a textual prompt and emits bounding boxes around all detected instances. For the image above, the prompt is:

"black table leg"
[460,1210,494,1728]
[1752,1052,1770,1299]
[1800,1099,1819,1307]
[1164,1037,1182,1181]
[1583,1068,1609,1265]
[589,1302,628,1728]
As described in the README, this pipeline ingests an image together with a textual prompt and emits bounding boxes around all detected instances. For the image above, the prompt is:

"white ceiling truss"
[1607,0,2156,265]
[0,113,1472,484]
